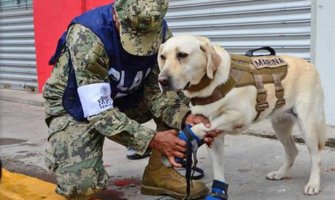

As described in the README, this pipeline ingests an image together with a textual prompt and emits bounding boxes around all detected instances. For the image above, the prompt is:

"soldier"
[43,0,219,199]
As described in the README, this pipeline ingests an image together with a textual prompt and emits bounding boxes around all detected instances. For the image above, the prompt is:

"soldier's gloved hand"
[184,113,223,147]
[149,130,187,168]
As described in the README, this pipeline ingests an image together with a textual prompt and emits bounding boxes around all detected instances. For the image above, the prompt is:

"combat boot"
[141,150,208,199]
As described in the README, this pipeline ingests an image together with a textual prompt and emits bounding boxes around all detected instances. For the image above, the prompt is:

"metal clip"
[275,99,286,108]
[256,102,269,111]
[275,87,284,99]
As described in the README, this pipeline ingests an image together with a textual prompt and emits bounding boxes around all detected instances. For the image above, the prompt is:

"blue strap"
[178,125,203,145]
[177,125,206,199]
[176,124,203,164]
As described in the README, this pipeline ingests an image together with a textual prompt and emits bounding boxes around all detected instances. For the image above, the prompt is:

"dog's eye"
[177,52,188,59]
[160,54,166,60]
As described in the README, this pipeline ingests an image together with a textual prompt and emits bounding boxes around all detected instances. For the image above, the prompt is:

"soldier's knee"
[54,159,109,199]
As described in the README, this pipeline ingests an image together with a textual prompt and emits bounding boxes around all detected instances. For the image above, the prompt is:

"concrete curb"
[0,89,44,107]
[243,121,335,148]
[244,131,335,148]
[0,169,64,200]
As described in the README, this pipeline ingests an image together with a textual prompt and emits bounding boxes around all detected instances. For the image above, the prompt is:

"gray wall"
[167,0,311,59]
[0,0,37,90]
[311,0,335,125]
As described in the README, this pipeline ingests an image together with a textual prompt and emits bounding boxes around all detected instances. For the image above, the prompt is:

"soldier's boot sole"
[141,183,208,200]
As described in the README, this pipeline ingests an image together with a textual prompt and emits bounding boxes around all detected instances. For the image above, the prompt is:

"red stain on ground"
[88,189,125,200]
[113,178,141,187]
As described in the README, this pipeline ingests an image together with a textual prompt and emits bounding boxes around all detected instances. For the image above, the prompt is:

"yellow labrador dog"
[157,35,326,198]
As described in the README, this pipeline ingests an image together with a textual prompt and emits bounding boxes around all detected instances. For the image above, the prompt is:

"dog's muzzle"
[158,76,171,93]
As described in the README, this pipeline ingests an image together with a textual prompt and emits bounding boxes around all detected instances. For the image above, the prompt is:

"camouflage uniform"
[43,2,192,199]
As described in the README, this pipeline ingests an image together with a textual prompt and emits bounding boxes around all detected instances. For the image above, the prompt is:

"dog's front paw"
[266,171,285,180]
[191,123,208,139]
[304,181,320,195]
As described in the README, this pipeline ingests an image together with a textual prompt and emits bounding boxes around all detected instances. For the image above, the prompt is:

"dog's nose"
[158,76,168,86]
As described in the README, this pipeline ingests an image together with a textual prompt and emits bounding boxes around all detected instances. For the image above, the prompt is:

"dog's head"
[157,35,221,92]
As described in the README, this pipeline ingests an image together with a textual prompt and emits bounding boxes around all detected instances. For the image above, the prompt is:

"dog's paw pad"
[266,171,285,180]
[304,182,320,195]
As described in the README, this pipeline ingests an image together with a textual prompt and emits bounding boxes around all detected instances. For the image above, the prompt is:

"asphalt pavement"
[0,89,334,200]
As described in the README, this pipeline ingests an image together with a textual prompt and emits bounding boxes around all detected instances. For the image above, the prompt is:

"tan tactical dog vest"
[190,47,288,121]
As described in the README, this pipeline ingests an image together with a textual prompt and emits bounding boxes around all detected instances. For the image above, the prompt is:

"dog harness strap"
[190,81,227,106]
[253,74,269,121]
[190,70,240,106]
[272,73,286,109]
[190,53,288,114]
[230,68,244,83]
[187,70,217,92]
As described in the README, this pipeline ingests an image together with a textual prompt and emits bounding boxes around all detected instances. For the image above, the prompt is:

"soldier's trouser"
[45,101,170,199]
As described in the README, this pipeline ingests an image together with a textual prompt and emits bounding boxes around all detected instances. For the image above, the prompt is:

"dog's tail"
[314,85,327,150]
[306,67,327,150]
[316,111,327,150]
[295,77,327,150]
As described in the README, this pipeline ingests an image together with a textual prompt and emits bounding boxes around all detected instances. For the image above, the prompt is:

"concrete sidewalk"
[0,88,334,200]
[0,88,44,107]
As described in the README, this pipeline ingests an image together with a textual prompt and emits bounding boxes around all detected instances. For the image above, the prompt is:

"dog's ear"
[197,37,221,79]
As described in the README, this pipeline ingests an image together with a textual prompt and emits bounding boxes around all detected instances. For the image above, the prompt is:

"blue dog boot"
[178,125,203,146]
[161,125,204,167]
[175,125,203,163]
[205,180,229,200]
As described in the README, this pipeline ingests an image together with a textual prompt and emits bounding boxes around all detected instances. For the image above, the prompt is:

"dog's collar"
[190,74,237,106]
[190,68,244,106]
[185,71,217,92]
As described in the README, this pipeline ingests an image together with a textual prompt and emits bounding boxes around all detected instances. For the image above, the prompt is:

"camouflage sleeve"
[67,24,155,155]
[165,26,173,40]
[143,26,191,130]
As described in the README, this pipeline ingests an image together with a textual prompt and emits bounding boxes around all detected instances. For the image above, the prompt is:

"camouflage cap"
[114,0,168,56]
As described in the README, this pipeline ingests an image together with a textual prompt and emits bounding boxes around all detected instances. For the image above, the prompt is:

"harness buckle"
[275,99,286,108]
[275,87,285,99]
[275,87,284,93]
[256,102,269,111]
